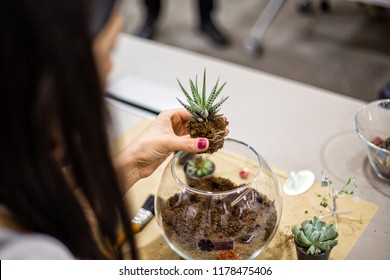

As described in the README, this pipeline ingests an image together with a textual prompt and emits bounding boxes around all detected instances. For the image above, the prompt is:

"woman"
[0,0,212,259]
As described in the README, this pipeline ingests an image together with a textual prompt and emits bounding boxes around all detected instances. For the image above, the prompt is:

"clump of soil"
[217,249,240,260]
[187,117,228,154]
[186,176,236,192]
[161,176,278,260]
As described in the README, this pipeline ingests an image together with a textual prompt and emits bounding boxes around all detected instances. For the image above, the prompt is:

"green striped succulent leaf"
[177,69,229,122]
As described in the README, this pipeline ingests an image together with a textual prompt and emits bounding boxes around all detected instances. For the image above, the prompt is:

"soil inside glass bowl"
[161,176,277,260]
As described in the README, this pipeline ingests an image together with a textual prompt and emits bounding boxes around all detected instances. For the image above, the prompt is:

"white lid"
[283,170,315,196]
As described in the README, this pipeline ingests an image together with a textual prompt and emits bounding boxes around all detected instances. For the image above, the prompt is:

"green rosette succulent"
[185,155,214,178]
[292,216,338,255]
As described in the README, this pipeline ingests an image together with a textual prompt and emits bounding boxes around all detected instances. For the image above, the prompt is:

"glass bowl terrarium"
[354,99,390,180]
[155,138,283,260]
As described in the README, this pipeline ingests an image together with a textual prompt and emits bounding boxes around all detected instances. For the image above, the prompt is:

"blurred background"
[121,0,390,102]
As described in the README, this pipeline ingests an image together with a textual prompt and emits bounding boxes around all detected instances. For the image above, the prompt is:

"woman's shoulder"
[0,227,75,260]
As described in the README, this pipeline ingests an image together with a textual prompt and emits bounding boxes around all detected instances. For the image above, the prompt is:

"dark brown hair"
[0,0,137,259]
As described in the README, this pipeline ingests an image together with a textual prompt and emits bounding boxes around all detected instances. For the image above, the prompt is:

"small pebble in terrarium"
[371,136,384,147]
[371,136,390,151]
[239,167,250,179]
[370,136,390,176]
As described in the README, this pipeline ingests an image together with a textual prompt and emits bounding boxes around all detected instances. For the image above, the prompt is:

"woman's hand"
[114,108,214,192]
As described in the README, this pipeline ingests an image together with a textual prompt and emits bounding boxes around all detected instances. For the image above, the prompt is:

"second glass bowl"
[354,99,390,181]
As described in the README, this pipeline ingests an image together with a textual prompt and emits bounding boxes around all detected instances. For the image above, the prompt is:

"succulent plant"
[185,155,215,178]
[176,69,229,154]
[292,216,338,255]
[177,69,228,123]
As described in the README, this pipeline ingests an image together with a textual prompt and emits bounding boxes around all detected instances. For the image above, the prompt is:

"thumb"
[173,137,209,153]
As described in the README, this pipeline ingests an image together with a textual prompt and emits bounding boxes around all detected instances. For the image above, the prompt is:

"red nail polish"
[197,139,207,149]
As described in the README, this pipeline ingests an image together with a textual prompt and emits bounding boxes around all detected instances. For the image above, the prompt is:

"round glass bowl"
[155,138,283,260]
[354,99,390,181]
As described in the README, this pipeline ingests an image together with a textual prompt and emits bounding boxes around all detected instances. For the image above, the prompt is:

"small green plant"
[315,176,358,208]
[177,69,229,153]
[177,69,228,123]
[292,216,338,255]
[185,155,214,177]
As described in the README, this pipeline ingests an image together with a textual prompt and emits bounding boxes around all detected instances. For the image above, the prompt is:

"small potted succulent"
[184,154,215,182]
[177,69,229,154]
[292,216,338,260]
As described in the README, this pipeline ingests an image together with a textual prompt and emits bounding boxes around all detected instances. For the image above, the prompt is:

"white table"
[107,34,390,259]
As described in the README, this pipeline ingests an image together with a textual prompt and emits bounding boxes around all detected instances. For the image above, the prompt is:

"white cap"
[283,170,315,196]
